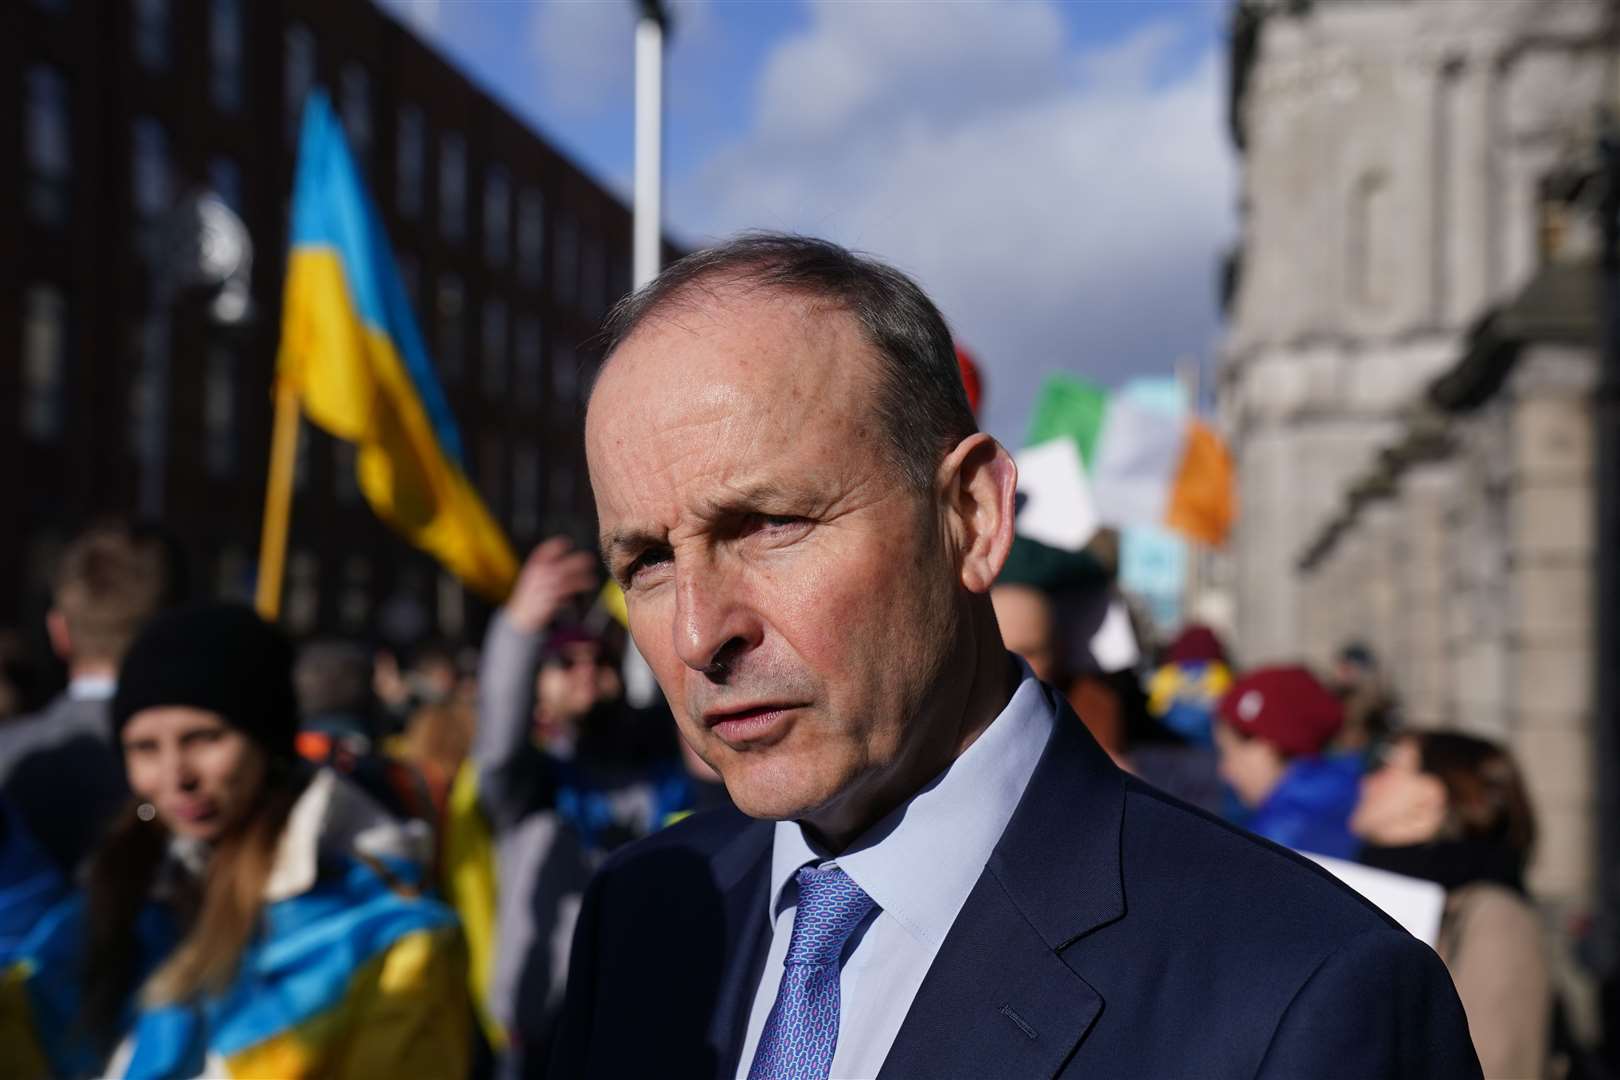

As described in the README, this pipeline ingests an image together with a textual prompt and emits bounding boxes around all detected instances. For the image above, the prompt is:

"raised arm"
[473,539,599,830]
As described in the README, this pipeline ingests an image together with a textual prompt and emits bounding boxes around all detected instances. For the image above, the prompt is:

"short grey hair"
[599,232,978,490]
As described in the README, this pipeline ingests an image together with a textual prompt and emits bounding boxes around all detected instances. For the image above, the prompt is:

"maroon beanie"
[1216,665,1343,757]
[1165,624,1227,665]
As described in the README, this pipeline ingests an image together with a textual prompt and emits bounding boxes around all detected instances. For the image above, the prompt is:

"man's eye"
[624,548,671,584]
[746,514,808,535]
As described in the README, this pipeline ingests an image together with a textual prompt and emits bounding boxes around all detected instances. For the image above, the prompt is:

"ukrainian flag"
[278,92,517,603]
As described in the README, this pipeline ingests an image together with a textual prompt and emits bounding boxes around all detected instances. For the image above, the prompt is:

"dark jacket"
[551,686,1480,1078]
[0,692,127,876]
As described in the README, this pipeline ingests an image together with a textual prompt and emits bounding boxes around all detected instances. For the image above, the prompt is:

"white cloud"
[672,2,1236,446]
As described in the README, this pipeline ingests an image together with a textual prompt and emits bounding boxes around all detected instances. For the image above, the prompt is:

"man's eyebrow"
[600,482,813,561]
[599,528,665,563]
[702,479,804,514]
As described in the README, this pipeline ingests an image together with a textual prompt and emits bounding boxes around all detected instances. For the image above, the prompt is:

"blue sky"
[376,0,1237,446]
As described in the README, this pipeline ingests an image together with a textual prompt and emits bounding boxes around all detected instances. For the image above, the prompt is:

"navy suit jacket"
[550,689,1482,1078]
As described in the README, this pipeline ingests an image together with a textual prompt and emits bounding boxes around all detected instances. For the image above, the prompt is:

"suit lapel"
[705,819,774,1079]
[879,685,1126,1079]
[876,873,1102,1079]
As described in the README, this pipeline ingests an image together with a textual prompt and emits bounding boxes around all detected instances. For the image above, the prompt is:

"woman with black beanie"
[1,603,469,1078]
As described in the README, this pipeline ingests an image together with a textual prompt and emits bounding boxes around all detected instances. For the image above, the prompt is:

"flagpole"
[633,0,668,289]
[255,378,300,620]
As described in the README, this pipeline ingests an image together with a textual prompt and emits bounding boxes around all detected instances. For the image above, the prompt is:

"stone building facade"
[1221,0,1616,907]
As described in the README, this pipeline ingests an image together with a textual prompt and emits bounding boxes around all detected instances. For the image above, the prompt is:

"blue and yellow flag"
[279,92,517,602]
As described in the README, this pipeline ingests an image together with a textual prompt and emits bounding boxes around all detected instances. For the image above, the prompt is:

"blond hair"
[83,773,304,1043]
[53,523,168,665]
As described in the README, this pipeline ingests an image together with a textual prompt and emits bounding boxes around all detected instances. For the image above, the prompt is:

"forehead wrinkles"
[588,294,885,506]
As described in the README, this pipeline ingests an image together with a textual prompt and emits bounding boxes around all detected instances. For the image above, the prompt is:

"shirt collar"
[767,659,1055,950]
[68,674,116,701]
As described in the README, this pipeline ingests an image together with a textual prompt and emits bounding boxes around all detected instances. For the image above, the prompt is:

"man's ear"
[937,433,1018,595]
[45,609,71,663]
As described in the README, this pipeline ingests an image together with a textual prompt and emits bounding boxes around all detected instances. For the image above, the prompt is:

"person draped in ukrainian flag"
[0,605,469,1079]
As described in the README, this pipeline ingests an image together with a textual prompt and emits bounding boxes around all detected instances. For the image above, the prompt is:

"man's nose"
[672,556,760,678]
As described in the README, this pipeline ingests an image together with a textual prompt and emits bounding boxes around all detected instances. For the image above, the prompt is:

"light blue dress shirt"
[735,661,1056,1079]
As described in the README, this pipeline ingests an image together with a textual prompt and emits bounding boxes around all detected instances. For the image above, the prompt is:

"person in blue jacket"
[1213,664,1363,858]
[1,603,468,1079]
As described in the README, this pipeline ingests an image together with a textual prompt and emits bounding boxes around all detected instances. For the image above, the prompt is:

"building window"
[333,440,360,503]
[554,213,578,306]
[552,344,579,417]
[132,117,171,220]
[512,445,540,537]
[127,313,170,470]
[437,571,464,638]
[209,156,243,214]
[24,66,71,227]
[396,105,425,219]
[439,132,466,242]
[514,316,542,407]
[480,433,505,519]
[215,545,252,602]
[550,459,577,512]
[518,187,544,286]
[1348,170,1391,311]
[133,0,170,72]
[21,286,67,442]
[581,229,606,317]
[340,556,371,631]
[437,274,465,379]
[484,166,511,266]
[340,64,372,161]
[203,345,236,477]
[210,0,244,113]
[286,550,320,635]
[284,24,316,143]
[481,299,508,397]
[397,253,421,309]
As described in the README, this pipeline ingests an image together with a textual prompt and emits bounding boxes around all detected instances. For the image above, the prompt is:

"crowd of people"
[0,233,1585,1079]
[0,521,721,1078]
[0,528,1567,1076]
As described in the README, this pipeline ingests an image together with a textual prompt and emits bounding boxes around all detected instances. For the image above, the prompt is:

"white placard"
[1305,853,1447,946]
[1014,438,1100,552]
[1090,597,1141,672]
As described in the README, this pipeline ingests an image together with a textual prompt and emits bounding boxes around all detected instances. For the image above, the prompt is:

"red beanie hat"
[1216,665,1343,757]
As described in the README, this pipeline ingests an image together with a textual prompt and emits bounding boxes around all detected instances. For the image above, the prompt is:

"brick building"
[3,0,658,646]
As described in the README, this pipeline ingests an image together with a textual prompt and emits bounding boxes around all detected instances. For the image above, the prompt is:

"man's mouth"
[702,703,804,745]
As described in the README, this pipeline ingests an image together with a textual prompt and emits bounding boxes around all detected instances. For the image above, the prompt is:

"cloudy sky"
[376,0,1238,447]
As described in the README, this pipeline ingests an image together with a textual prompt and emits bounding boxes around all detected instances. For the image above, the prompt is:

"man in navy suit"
[556,233,1481,1079]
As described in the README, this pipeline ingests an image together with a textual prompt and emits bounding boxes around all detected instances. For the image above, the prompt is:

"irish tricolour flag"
[1016,374,1236,549]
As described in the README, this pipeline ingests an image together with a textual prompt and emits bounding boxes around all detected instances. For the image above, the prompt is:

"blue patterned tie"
[747,865,877,1080]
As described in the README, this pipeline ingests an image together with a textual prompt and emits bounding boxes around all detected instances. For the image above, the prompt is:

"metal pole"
[625,1,670,708]
[633,2,667,290]
[1596,117,1620,1064]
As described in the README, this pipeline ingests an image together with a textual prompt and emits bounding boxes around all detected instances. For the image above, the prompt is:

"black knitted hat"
[112,603,298,761]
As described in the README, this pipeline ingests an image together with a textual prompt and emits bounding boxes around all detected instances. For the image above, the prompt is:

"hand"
[504,537,600,634]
